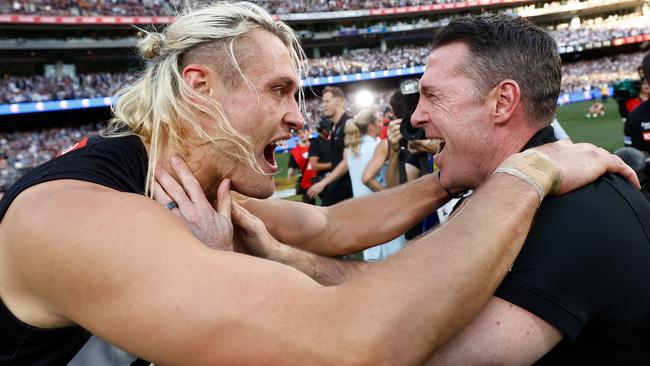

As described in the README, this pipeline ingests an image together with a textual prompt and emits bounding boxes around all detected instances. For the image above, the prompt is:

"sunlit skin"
[162,29,304,200]
[411,42,536,191]
[322,91,345,124]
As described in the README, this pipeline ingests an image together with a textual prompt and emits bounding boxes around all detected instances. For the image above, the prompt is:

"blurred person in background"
[0,3,630,365]
[624,52,650,157]
[307,118,332,203]
[317,86,353,205]
[315,108,406,261]
[287,127,316,204]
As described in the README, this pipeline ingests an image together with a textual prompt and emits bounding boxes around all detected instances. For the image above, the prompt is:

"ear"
[490,79,521,125]
[181,63,212,96]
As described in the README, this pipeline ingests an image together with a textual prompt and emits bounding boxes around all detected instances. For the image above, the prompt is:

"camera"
[390,79,425,145]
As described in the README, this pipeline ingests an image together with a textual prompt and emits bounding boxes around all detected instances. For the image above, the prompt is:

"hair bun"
[138,32,166,60]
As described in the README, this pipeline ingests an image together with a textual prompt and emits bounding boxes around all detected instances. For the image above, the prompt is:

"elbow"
[361,174,372,186]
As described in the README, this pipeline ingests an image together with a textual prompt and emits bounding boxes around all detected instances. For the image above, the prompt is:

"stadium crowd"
[2,0,474,16]
[0,72,136,104]
[561,51,645,93]
[1,50,645,104]
[0,123,102,190]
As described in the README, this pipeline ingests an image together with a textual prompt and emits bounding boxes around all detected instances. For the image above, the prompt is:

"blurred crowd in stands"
[550,13,650,51]
[0,72,136,104]
[0,123,102,190]
[561,51,645,93]
[2,0,473,16]
[1,50,645,103]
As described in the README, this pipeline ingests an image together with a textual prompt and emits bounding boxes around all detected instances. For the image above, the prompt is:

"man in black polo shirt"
[624,53,650,158]
[410,16,650,364]
[307,118,333,203]
[318,86,353,206]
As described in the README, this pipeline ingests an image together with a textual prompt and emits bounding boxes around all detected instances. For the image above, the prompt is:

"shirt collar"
[521,126,557,151]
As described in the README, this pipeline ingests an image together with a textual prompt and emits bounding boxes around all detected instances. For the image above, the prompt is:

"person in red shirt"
[287,127,316,204]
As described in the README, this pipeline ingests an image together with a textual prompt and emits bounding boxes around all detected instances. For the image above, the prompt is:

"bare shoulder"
[0,179,194,327]
[0,180,327,364]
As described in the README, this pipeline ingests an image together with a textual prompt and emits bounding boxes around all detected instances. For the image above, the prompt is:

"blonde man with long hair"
[0,2,637,365]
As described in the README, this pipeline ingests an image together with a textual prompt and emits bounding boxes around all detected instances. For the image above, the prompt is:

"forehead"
[420,42,471,89]
[244,30,298,86]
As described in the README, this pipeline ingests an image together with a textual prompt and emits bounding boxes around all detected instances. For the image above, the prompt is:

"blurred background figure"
[287,127,317,204]
[307,118,332,204]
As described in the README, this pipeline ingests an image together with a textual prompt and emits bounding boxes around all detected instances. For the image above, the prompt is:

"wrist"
[494,150,562,203]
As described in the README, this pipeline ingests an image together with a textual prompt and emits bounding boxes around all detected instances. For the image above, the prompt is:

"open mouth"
[263,138,288,172]
[431,138,445,156]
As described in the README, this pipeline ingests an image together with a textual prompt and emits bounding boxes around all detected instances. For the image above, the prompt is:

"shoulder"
[496,173,650,338]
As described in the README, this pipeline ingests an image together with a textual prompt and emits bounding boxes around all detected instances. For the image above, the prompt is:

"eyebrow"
[266,75,297,89]
[420,85,442,96]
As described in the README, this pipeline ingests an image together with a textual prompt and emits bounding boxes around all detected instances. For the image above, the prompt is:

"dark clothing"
[624,99,650,154]
[404,151,439,240]
[307,136,331,180]
[493,127,650,364]
[0,135,147,366]
[323,113,353,206]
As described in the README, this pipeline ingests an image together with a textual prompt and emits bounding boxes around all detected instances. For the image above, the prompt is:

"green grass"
[555,99,625,153]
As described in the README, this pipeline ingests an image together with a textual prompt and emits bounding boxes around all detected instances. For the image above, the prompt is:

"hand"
[307,180,326,199]
[530,140,640,195]
[153,156,234,251]
[387,119,403,153]
[408,139,441,154]
[231,201,282,259]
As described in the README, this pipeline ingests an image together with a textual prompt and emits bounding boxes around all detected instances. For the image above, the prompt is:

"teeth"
[273,139,288,148]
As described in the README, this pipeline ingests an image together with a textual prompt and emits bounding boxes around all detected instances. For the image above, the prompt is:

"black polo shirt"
[324,113,353,205]
[624,99,650,154]
[307,136,331,180]
[493,127,650,364]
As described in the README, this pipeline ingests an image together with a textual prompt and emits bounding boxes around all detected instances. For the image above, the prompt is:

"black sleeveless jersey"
[0,135,147,366]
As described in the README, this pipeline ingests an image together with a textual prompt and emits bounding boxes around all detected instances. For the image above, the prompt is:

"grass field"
[555,99,625,152]
[273,99,627,193]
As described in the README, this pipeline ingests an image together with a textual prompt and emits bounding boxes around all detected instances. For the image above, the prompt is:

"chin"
[232,176,275,199]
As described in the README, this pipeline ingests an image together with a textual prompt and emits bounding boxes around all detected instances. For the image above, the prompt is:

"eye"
[271,86,284,96]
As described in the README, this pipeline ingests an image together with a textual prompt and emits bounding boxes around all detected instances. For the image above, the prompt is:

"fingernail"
[170,156,179,165]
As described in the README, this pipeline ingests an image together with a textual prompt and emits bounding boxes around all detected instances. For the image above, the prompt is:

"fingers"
[155,162,194,212]
[152,179,182,216]
[216,179,232,221]
[170,156,206,204]
[609,154,641,188]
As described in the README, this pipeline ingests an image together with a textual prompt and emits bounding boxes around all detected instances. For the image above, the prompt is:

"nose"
[410,99,429,128]
[284,98,305,131]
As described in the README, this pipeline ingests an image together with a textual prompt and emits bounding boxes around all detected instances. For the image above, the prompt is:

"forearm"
[364,178,384,192]
[318,173,449,255]
[270,244,369,286]
[386,147,401,187]
[320,159,348,186]
[334,173,540,364]
[309,157,332,171]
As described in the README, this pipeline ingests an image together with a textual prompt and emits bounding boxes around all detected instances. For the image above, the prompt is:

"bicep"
[427,297,562,366]
[5,184,333,365]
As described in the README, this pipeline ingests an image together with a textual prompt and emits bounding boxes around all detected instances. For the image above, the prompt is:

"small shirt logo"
[58,137,89,156]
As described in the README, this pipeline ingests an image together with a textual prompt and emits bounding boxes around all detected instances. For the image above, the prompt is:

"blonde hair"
[105,1,306,196]
[344,108,378,156]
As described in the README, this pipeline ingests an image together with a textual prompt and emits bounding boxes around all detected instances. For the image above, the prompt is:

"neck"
[482,126,539,183]
[139,136,220,201]
[331,109,344,125]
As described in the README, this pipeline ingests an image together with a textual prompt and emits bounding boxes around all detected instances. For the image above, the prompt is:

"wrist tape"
[493,150,562,204]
